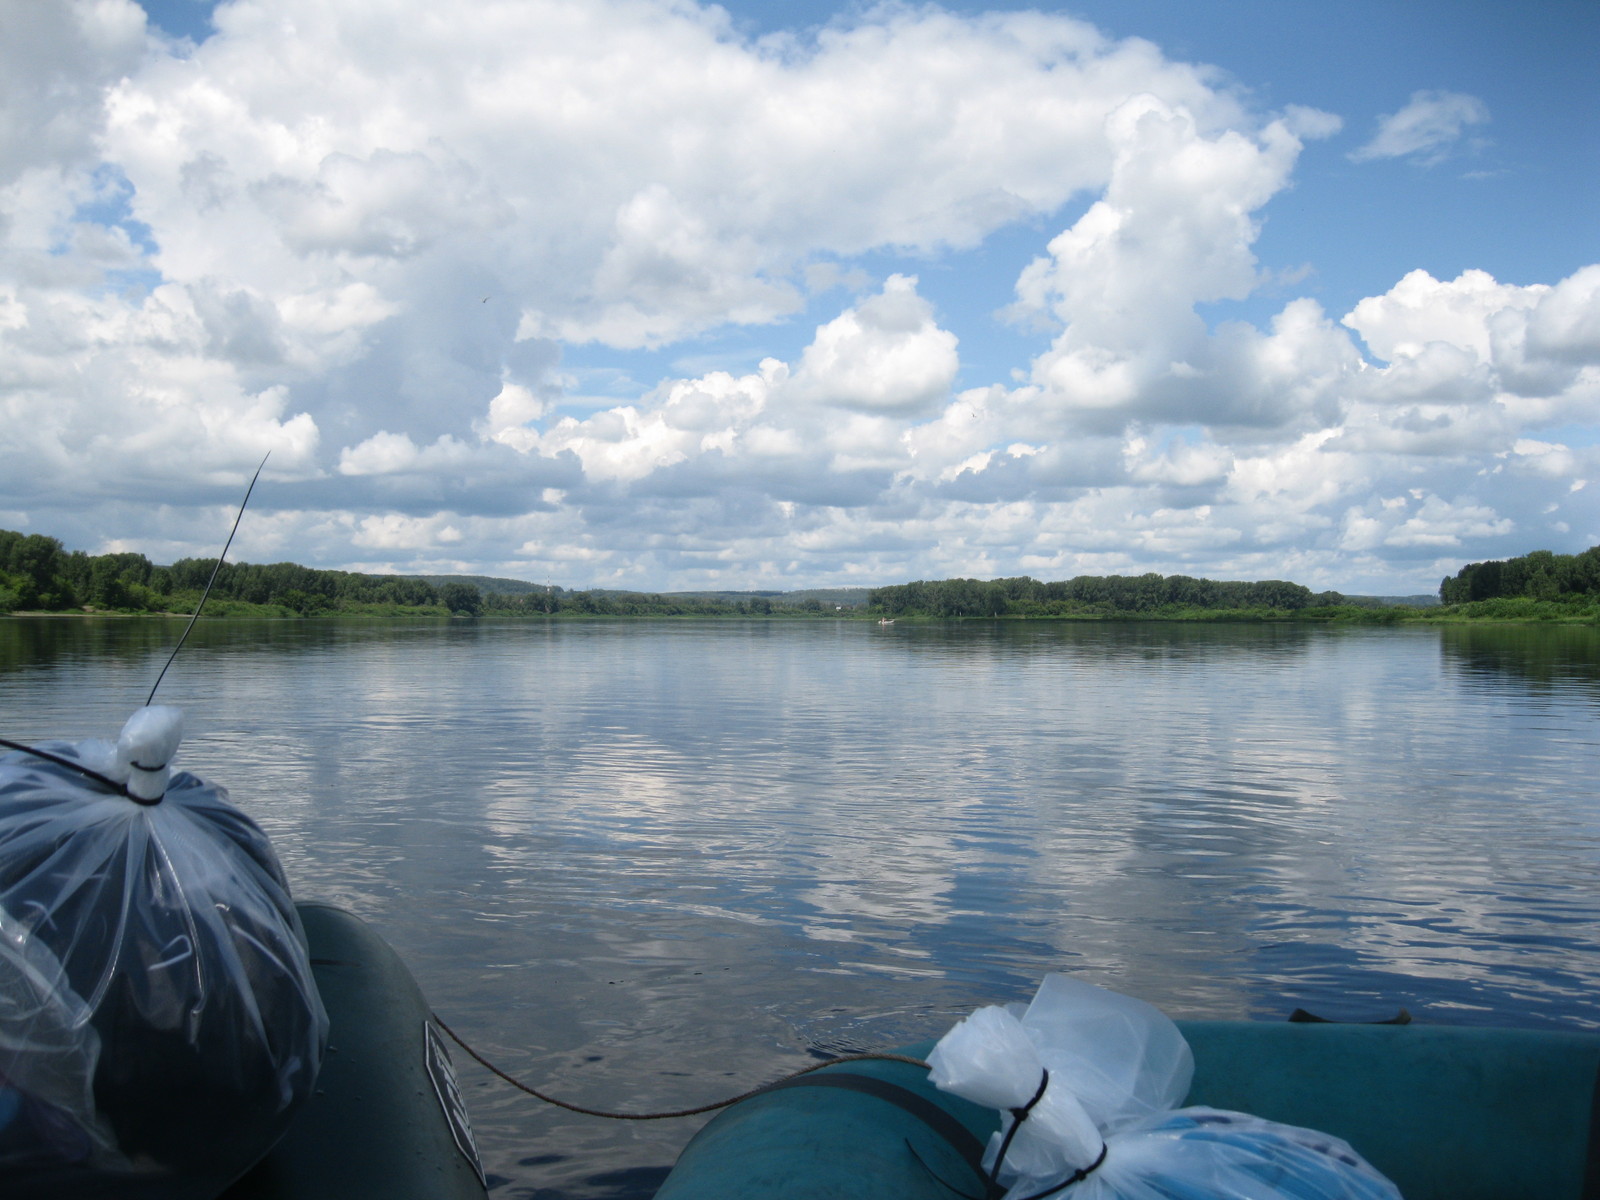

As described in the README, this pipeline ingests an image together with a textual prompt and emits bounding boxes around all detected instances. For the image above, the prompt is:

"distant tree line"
[0,530,458,615]
[1439,546,1600,604]
[10,524,1598,621]
[868,574,1343,618]
[0,529,835,618]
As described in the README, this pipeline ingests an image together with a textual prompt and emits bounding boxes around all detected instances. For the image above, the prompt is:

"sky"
[2,0,1596,594]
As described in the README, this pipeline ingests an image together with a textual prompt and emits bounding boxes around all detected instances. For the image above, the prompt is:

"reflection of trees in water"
[0,613,486,677]
[885,619,1324,668]
[1439,624,1600,694]
[0,614,183,673]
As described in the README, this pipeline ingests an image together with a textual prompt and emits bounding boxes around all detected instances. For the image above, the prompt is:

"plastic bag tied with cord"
[0,707,328,1199]
[928,975,1402,1200]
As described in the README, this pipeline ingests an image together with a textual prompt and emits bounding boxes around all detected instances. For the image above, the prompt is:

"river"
[3,616,1598,1197]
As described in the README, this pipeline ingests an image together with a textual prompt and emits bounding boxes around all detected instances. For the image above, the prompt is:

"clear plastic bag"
[1065,1109,1401,1200]
[0,708,328,1198]
[929,975,1402,1200]
[0,902,122,1174]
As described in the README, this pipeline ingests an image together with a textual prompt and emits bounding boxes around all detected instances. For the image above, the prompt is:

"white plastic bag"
[0,708,327,1198]
[928,1002,1105,1183]
[1016,974,1193,1134]
[929,975,1401,1200]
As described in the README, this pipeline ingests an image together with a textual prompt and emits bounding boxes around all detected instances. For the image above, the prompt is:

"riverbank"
[7,598,1597,624]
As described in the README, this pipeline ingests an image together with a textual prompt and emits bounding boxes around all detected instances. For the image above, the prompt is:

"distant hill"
[417,574,550,596]
[1345,594,1440,608]
[397,577,1440,610]
[665,587,873,608]
[423,576,874,608]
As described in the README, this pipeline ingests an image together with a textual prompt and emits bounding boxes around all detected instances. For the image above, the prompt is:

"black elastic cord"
[985,1070,1111,1200]
[1017,1070,1052,1116]
[432,1014,930,1120]
[0,737,133,799]
[1013,1141,1109,1200]
[985,1069,1051,1190]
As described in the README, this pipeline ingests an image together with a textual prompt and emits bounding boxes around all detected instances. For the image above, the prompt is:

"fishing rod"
[0,452,270,795]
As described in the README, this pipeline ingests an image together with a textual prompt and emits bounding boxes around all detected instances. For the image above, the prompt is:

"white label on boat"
[425,1020,488,1188]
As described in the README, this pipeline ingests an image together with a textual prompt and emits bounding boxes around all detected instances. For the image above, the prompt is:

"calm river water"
[3,616,1599,1197]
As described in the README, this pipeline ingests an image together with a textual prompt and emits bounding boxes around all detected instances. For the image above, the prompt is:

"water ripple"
[4,618,1600,1197]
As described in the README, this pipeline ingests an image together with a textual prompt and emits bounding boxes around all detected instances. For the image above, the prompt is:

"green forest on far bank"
[2,528,1598,624]
[869,551,1599,622]
[0,529,848,619]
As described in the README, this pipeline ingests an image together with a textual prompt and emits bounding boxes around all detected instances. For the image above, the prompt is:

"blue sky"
[3,0,1596,592]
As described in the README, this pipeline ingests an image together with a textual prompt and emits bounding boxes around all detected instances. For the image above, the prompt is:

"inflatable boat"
[219,903,1600,1200]
[220,903,488,1200]
[655,1019,1600,1200]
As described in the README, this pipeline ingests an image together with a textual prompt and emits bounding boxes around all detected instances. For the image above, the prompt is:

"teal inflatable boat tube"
[657,1021,1600,1200]
[652,1049,1000,1200]
[221,903,489,1200]
[1179,1020,1600,1200]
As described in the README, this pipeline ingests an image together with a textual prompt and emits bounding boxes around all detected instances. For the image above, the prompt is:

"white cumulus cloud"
[0,0,1594,594]
[787,275,958,415]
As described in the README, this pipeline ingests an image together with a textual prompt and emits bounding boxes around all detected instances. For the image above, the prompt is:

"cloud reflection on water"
[3,617,1599,1199]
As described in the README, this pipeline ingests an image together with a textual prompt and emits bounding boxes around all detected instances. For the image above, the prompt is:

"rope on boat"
[430,1013,930,1121]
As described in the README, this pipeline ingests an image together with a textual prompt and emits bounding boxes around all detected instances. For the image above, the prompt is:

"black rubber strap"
[1287,1007,1411,1025]
[759,1072,990,1183]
